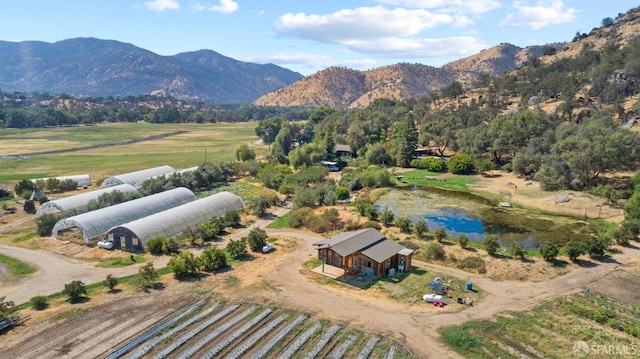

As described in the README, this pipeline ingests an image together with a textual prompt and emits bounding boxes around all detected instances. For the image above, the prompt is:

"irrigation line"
[174,305,257,359]
[303,324,341,359]
[251,314,308,359]
[127,303,220,359]
[383,346,396,359]
[224,313,289,359]
[330,332,358,359]
[105,298,206,359]
[154,304,242,359]
[356,336,380,359]
[200,307,273,359]
[279,321,322,359]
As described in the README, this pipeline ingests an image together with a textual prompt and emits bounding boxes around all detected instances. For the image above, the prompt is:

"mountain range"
[0,37,564,107]
[0,38,303,104]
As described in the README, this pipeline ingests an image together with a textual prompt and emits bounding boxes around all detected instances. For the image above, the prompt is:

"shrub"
[222,210,242,228]
[564,240,584,262]
[58,178,78,192]
[145,237,166,255]
[380,206,395,226]
[251,195,271,217]
[457,256,486,274]
[509,242,526,259]
[200,247,227,271]
[434,227,448,243]
[0,296,15,320]
[448,153,475,175]
[410,157,447,172]
[23,200,36,214]
[36,213,62,237]
[103,274,118,292]
[289,207,316,228]
[162,238,180,254]
[395,217,412,233]
[227,238,247,259]
[30,295,48,310]
[246,228,268,252]
[458,234,469,248]
[63,280,87,303]
[135,262,159,289]
[354,201,378,220]
[424,242,445,261]
[584,235,608,258]
[335,186,350,200]
[482,234,499,255]
[360,221,382,230]
[168,251,201,280]
[413,220,429,238]
[539,241,559,261]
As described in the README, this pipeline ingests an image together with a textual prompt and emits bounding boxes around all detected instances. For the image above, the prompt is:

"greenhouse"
[104,191,244,252]
[35,184,138,217]
[134,166,199,188]
[51,187,196,243]
[100,165,175,188]
[32,174,92,187]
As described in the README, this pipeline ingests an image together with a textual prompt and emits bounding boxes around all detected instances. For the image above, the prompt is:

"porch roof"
[361,238,406,263]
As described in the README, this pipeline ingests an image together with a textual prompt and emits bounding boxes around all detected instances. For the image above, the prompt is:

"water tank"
[388,268,395,277]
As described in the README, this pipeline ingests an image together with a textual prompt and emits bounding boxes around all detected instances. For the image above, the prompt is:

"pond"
[375,187,595,248]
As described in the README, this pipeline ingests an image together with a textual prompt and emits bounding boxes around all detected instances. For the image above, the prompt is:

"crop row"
[114,300,409,358]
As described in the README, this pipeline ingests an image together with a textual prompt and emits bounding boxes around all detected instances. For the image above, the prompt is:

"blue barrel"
[466,282,473,291]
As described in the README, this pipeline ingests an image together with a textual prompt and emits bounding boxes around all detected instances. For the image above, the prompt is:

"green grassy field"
[439,291,640,358]
[398,170,477,191]
[0,122,266,182]
[0,253,36,277]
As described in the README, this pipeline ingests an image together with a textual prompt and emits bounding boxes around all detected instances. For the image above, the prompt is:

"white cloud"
[275,6,469,43]
[144,0,180,11]
[193,0,238,14]
[346,36,487,58]
[236,53,377,74]
[375,0,501,14]
[499,0,578,29]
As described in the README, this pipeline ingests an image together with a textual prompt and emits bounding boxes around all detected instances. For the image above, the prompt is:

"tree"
[45,177,60,192]
[36,213,62,237]
[564,240,584,262]
[509,242,526,259]
[23,200,36,214]
[482,234,499,255]
[539,241,559,261]
[30,295,48,310]
[458,234,469,248]
[136,262,159,289]
[434,227,448,243]
[424,242,446,261]
[246,228,268,252]
[251,196,271,217]
[168,251,201,280]
[14,179,34,199]
[222,210,242,228]
[389,116,419,167]
[441,81,463,99]
[366,143,392,166]
[58,178,78,192]
[162,238,179,254]
[200,247,227,271]
[226,239,247,259]
[235,144,256,162]
[102,274,118,292]
[145,237,166,255]
[0,296,16,320]
[380,206,395,226]
[413,220,429,238]
[198,220,221,242]
[448,153,475,175]
[584,235,608,258]
[335,186,350,200]
[601,17,614,27]
[255,117,285,146]
[394,217,412,233]
[63,280,87,303]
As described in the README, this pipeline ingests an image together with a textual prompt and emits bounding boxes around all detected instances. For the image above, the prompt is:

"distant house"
[334,144,353,158]
[313,228,414,277]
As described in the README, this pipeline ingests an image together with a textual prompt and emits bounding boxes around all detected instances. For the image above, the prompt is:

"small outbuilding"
[313,228,414,277]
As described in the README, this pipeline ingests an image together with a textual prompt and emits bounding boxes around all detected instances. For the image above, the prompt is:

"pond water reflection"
[375,187,594,248]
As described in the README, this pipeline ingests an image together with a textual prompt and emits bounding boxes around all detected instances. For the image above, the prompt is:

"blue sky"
[1,1,638,75]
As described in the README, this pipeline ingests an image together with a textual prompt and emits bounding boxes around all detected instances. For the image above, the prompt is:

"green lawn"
[0,253,36,277]
[398,170,476,191]
[0,122,266,182]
